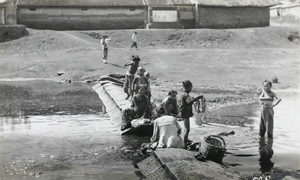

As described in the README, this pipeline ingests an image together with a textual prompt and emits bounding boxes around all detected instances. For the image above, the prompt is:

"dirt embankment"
[0,26,299,56]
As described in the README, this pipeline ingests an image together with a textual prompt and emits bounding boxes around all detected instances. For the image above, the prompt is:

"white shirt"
[150,116,184,148]
[132,33,137,42]
[100,38,110,50]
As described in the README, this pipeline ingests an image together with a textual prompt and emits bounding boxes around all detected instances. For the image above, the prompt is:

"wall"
[0,24,28,42]
[149,6,194,29]
[17,7,146,30]
[0,0,17,25]
[270,5,300,17]
[198,7,269,29]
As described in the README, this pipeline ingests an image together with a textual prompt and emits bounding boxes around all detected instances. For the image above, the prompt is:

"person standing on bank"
[179,80,203,148]
[123,56,140,100]
[259,80,281,138]
[130,32,138,51]
[100,35,111,64]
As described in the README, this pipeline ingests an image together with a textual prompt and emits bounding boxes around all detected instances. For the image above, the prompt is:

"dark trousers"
[131,42,137,49]
[103,48,108,60]
[259,107,274,138]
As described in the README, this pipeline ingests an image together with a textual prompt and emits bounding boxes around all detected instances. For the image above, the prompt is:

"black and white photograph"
[0,0,299,179]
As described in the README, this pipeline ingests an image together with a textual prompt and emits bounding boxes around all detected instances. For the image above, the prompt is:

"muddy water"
[0,80,299,179]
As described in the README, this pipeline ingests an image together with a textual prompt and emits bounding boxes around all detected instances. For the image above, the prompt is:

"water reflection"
[259,137,274,173]
[0,116,31,131]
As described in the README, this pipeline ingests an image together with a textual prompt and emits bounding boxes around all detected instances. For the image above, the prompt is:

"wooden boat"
[92,75,153,136]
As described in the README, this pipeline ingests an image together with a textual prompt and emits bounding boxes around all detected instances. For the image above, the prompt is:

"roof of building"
[16,0,281,7]
[16,0,193,7]
[196,0,281,7]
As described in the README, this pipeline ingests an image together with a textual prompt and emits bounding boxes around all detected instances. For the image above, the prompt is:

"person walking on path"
[100,35,111,64]
[259,80,281,138]
[130,32,138,51]
[123,55,140,100]
[179,80,203,148]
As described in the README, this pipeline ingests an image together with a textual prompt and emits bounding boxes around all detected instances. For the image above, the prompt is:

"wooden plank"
[137,155,173,180]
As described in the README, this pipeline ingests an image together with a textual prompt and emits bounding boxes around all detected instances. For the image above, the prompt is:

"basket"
[199,135,227,163]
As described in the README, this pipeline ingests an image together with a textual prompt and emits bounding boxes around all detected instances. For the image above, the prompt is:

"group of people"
[100,31,139,64]
[120,64,282,149]
[121,56,206,148]
[101,31,282,149]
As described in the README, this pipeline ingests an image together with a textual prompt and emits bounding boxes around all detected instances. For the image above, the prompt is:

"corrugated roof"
[16,0,194,7]
[16,0,146,7]
[144,0,193,6]
[16,0,281,7]
[196,0,281,7]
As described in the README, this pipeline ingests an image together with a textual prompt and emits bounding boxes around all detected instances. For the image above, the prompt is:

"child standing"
[259,80,281,138]
[144,71,151,101]
[132,67,149,96]
[123,56,140,100]
[179,80,203,148]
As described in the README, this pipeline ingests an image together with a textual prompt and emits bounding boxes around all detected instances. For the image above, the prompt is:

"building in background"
[0,0,17,25]
[195,0,281,29]
[15,0,281,30]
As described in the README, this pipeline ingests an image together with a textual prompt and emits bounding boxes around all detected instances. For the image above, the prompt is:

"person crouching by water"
[121,86,150,131]
[259,80,281,139]
[123,55,140,100]
[156,90,179,117]
[179,80,203,148]
[150,115,184,149]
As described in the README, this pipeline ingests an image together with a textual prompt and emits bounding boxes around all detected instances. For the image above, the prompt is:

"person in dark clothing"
[156,90,178,117]
[121,86,149,131]
[179,80,203,148]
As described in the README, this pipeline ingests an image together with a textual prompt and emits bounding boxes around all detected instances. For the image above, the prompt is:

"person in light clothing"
[150,115,184,149]
[100,36,111,64]
[130,31,138,50]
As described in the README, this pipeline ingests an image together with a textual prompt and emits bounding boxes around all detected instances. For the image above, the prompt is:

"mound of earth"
[0,26,299,56]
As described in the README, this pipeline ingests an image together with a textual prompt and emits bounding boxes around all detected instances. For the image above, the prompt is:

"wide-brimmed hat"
[182,80,192,87]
